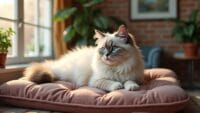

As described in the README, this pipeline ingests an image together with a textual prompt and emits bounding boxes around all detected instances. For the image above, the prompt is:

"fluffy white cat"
[23,25,144,91]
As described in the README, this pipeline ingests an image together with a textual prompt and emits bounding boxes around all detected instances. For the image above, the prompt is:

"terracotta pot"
[182,43,199,57]
[0,53,7,68]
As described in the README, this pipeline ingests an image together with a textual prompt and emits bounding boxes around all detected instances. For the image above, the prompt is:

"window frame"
[0,0,54,65]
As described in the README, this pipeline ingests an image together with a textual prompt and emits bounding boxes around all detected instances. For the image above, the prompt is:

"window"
[0,0,53,65]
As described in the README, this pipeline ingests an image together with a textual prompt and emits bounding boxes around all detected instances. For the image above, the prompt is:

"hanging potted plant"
[0,27,15,68]
[172,9,200,57]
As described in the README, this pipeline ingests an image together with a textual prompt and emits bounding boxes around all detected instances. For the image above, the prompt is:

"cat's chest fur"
[92,59,136,83]
[105,67,135,82]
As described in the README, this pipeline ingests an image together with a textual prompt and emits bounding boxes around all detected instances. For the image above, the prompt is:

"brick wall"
[100,0,200,85]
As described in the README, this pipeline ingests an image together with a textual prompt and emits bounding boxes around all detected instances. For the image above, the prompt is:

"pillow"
[0,68,189,113]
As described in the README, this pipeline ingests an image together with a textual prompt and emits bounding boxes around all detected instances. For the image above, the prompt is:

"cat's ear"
[116,25,134,45]
[94,29,105,39]
[116,25,129,42]
[117,25,129,38]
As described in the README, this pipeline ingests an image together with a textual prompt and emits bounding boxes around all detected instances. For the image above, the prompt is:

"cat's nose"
[105,55,112,60]
[105,56,111,61]
[105,53,110,57]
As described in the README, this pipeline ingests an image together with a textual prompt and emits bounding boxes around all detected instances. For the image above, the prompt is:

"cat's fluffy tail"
[23,62,55,83]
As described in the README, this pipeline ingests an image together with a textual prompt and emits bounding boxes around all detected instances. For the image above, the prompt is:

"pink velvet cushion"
[0,68,189,113]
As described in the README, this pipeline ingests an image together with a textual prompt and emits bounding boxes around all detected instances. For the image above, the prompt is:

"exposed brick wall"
[100,0,200,85]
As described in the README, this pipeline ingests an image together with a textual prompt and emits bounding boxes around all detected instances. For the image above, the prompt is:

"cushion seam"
[0,95,190,108]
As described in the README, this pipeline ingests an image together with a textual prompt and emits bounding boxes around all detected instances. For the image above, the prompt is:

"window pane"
[24,25,38,57]
[0,20,14,29]
[0,0,16,19]
[24,0,37,24]
[39,0,51,27]
[39,28,52,56]
[0,20,16,57]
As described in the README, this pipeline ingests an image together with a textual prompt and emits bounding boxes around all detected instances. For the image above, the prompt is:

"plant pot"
[0,53,7,68]
[182,43,199,57]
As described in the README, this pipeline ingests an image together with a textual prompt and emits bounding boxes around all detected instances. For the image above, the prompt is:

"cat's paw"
[124,81,139,91]
[109,82,123,91]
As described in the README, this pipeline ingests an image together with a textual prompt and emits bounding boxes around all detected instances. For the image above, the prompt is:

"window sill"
[0,64,28,74]
[0,64,28,84]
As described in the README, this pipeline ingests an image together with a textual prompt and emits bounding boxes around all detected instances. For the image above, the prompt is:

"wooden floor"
[187,90,200,105]
[178,90,200,113]
[0,90,199,113]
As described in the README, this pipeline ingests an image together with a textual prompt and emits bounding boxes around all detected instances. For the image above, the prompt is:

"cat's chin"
[101,58,118,66]
[104,61,116,66]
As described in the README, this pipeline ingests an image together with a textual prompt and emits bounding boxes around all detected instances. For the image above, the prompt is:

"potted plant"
[0,27,15,68]
[172,9,200,57]
[54,0,124,47]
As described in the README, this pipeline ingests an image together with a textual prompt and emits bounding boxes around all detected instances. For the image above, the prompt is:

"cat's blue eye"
[112,47,120,53]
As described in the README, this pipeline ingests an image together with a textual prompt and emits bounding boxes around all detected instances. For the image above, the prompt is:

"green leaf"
[196,22,200,29]
[54,7,77,21]
[83,0,104,7]
[182,24,195,38]
[73,14,90,37]
[187,25,195,37]
[94,16,108,30]
[76,0,89,4]
[92,9,102,17]
[173,30,182,40]
[63,26,76,42]
[0,27,14,53]
[189,9,199,23]
[76,37,88,46]
[109,16,125,26]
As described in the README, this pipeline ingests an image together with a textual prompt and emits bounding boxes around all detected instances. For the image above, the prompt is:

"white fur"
[45,47,94,86]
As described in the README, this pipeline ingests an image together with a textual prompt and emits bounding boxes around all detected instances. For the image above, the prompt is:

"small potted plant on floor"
[172,9,200,57]
[0,27,15,68]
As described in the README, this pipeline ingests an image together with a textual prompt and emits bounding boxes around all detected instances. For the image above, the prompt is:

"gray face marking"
[98,40,123,58]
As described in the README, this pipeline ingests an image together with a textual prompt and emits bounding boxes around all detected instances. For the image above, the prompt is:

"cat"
[23,25,144,92]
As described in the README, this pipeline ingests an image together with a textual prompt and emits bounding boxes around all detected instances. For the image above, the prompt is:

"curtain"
[53,0,72,58]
